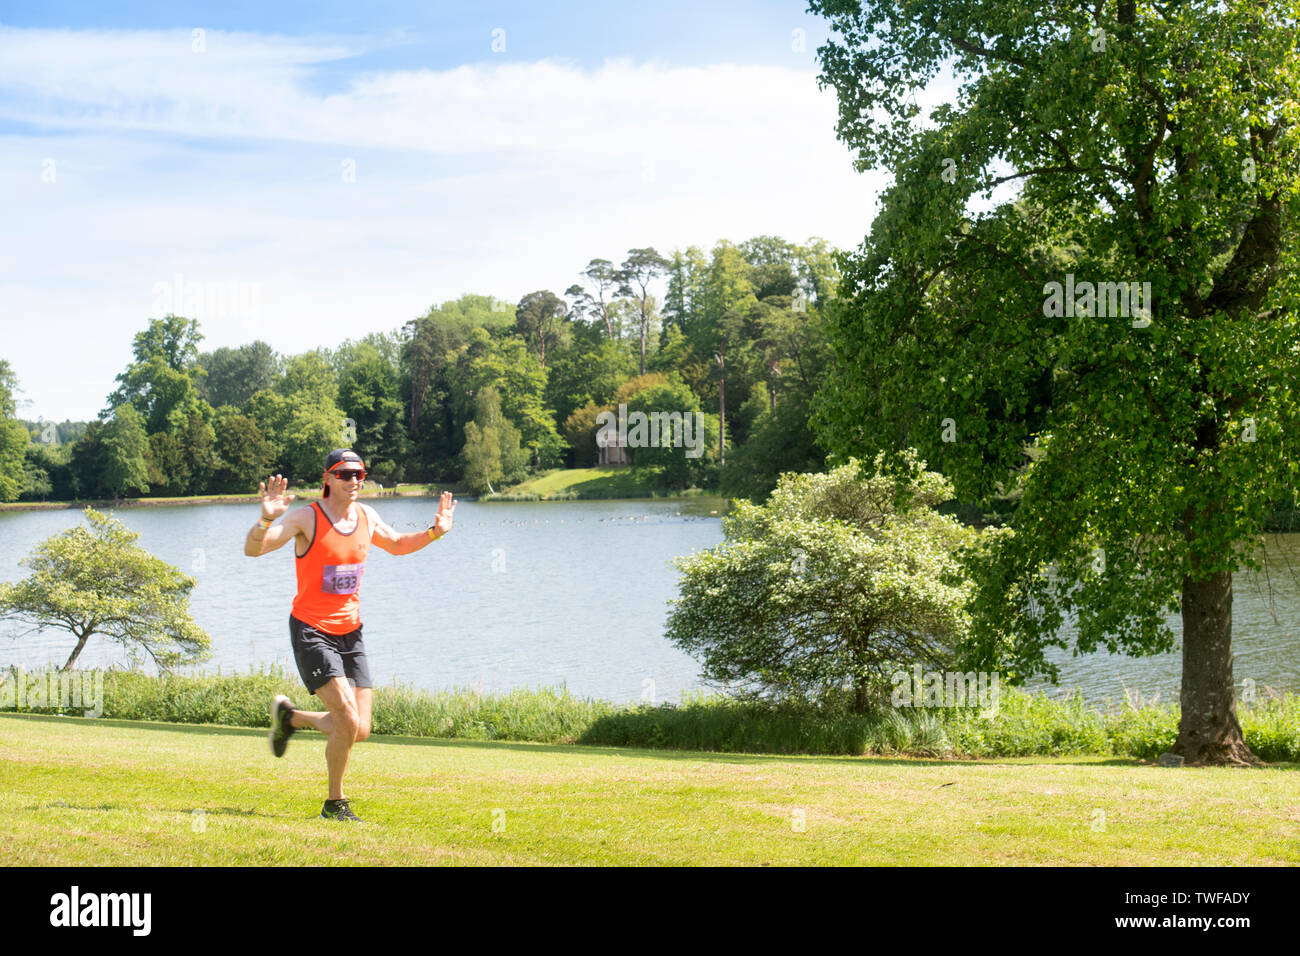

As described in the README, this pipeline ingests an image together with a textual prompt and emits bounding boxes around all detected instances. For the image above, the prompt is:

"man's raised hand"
[433,490,457,535]
[259,474,296,521]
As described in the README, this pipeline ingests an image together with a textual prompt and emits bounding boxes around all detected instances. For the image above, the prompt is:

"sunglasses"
[332,470,366,482]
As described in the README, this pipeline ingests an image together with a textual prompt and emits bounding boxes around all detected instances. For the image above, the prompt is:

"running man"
[244,448,456,822]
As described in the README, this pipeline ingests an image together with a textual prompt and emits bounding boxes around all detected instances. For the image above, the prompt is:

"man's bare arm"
[367,491,456,556]
[245,474,305,557]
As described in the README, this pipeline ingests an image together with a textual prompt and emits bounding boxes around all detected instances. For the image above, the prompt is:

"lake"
[2,498,1297,706]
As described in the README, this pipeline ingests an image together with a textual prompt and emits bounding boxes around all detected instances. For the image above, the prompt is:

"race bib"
[321,563,365,595]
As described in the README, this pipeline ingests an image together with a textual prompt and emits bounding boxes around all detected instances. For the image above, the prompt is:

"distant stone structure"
[597,442,631,467]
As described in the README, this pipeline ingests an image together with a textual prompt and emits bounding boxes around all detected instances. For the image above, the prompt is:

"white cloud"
[0,26,893,421]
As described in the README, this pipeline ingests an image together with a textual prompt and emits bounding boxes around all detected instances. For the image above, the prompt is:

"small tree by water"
[0,507,211,671]
[665,452,978,713]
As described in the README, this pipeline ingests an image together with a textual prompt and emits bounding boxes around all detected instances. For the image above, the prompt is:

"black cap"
[324,449,365,473]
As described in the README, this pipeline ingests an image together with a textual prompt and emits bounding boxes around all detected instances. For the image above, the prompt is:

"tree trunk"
[717,342,726,466]
[1172,568,1258,765]
[852,677,870,715]
[639,308,647,376]
[62,631,91,672]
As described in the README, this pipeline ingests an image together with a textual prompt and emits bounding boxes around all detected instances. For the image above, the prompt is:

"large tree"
[619,247,670,375]
[514,290,570,368]
[565,258,625,341]
[810,0,1300,763]
[107,315,209,435]
[701,241,759,465]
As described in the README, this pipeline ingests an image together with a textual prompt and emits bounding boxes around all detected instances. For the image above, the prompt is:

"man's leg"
[288,705,334,734]
[305,677,359,801]
[353,687,372,742]
[287,686,370,739]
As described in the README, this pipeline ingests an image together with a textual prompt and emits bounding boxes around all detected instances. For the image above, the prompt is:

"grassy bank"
[486,467,716,501]
[2,713,1297,865]
[4,667,1299,762]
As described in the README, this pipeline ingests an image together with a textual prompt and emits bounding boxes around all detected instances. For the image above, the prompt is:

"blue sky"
[0,1,954,421]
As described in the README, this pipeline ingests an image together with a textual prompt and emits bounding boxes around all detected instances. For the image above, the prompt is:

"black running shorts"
[289,614,373,695]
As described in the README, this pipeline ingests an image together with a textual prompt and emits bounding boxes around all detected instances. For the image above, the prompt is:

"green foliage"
[197,341,279,409]
[108,316,208,435]
[146,430,187,495]
[39,231,846,502]
[514,289,570,367]
[1108,701,1181,760]
[246,386,347,482]
[99,406,151,497]
[210,406,273,493]
[621,379,720,487]
[5,666,1297,762]
[24,441,76,501]
[565,258,626,341]
[619,247,670,374]
[666,453,978,713]
[807,0,1300,762]
[462,416,502,492]
[20,451,53,501]
[375,683,615,741]
[275,350,338,407]
[336,341,409,480]
[545,338,636,434]
[0,508,210,671]
[4,667,616,743]
[126,314,203,372]
[402,301,477,455]
[721,388,827,503]
[0,418,27,503]
[946,689,1109,758]
[0,360,31,502]
[448,329,566,469]
[0,361,30,504]
[1239,694,1300,763]
[433,292,516,334]
[561,402,605,467]
[460,385,528,495]
[0,359,19,419]
[581,696,874,754]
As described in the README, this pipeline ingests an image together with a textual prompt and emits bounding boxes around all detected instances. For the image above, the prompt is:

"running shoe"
[321,798,362,822]
[269,694,297,757]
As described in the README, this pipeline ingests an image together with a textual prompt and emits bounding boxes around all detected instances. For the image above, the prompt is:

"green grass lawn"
[3,713,1297,865]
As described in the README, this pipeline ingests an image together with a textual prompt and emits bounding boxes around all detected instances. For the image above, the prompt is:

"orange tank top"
[292,501,370,634]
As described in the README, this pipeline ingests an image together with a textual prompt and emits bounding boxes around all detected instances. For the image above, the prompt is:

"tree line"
[0,236,838,502]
